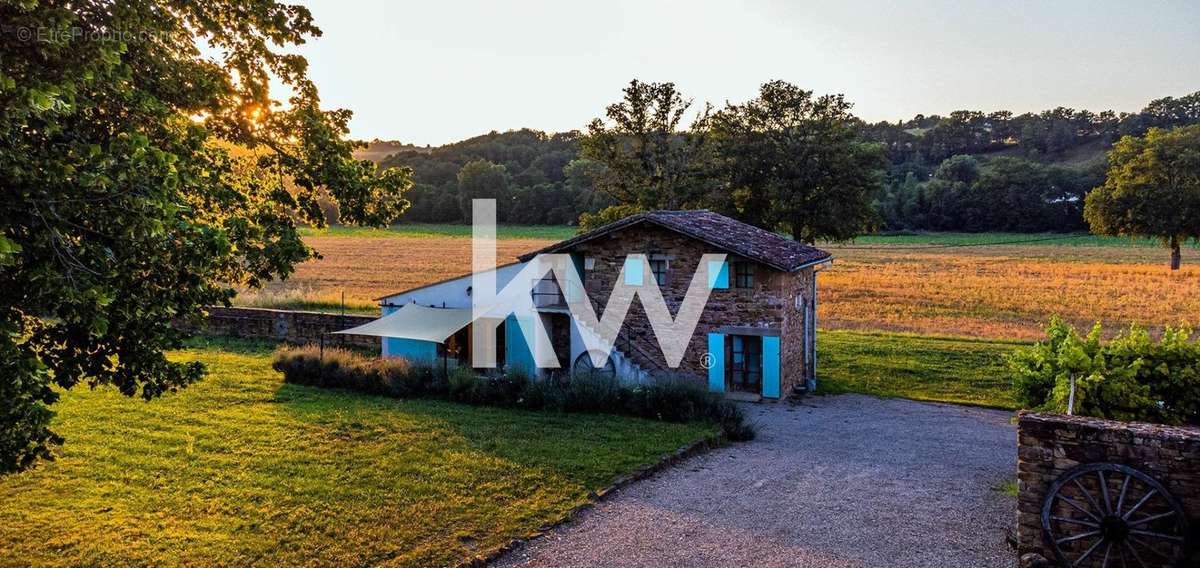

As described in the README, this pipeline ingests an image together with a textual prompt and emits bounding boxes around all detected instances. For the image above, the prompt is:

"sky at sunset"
[284,0,1200,146]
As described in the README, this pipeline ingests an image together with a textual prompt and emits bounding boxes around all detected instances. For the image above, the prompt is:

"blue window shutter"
[624,257,643,286]
[707,333,725,392]
[505,315,535,374]
[707,260,728,289]
[763,336,781,398]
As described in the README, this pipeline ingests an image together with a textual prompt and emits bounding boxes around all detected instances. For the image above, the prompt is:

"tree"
[0,1,411,472]
[578,80,712,221]
[456,160,509,221]
[708,81,887,242]
[1085,125,1200,270]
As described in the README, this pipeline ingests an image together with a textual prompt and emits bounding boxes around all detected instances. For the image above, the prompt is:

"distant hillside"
[356,91,1199,232]
[972,138,1110,171]
[353,140,429,163]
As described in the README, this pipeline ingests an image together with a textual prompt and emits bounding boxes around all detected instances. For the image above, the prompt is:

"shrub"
[446,366,479,402]
[273,345,440,397]
[520,377,567,411]
[447,367,529,407]
[630,376,755,441]
[561,374,628,414]
[1010,317,1200,425]
[272,345,756,439]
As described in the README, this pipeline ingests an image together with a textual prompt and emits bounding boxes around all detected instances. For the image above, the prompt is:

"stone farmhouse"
[350,210,831,400]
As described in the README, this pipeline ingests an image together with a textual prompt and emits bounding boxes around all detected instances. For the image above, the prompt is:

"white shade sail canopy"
[334,303,480,343]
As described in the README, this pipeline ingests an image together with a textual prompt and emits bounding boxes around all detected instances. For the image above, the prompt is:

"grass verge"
[0,338,713,567]
[817,329,1024,409]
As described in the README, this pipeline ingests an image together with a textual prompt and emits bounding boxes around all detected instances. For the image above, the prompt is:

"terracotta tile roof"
[518,210,832,272]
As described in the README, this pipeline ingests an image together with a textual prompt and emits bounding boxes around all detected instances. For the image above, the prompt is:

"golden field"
[240,233,1200,341]
[821,244,1199,340]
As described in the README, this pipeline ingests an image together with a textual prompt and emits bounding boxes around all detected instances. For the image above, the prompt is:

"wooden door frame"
[724,334,763,394]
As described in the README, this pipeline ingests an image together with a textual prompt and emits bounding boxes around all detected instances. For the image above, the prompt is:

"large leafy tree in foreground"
[1084,125,1200,270]
[708,81,886,243]
[0,1,411,472]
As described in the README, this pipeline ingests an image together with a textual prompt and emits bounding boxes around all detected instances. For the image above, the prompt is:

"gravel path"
[493,394,1018,568]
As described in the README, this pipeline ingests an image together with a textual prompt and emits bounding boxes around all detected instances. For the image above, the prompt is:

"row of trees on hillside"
[573,82,1200,268]
[375,130,611,225]
[861,92,1200,232]
[860,92,1200,168]
[875,156,1103,232]
[366,89,1200,235]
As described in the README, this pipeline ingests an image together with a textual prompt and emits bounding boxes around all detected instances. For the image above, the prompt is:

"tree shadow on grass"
[270,381,711,490]
[263,381,712,565]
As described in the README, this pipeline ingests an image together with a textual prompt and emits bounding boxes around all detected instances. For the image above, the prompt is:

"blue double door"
[707,333,781,398]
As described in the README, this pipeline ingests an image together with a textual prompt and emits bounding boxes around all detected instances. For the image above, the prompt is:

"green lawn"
[817,330,1024,409]
[300,223,577,241]
[0,338,714,567]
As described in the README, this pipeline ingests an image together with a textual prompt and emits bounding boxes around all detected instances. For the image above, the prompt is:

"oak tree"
[1085,125,1200,270]
[708,81,886,243]
[0,1,411,472]
[578,80,712,222]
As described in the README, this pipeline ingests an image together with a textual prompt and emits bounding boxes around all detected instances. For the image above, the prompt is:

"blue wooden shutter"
[707,333,725,392]
[505,315,536,374]
[763,336,781,398]
[707,260,728,289]
[624,257,644,286]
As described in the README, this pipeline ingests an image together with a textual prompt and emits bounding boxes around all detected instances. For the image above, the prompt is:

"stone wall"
[780,266,816,394]
[571,223,814,391]
[190,306,379,349]
[1016,412,1200,564]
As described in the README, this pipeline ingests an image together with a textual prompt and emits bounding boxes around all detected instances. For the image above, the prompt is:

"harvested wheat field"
[240,230,1200,341]
[239,236,555,312]
[821,244,1200,340]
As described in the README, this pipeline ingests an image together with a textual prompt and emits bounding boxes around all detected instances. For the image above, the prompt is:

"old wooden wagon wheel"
[1042,463,1190,567]
[571,351,616,380]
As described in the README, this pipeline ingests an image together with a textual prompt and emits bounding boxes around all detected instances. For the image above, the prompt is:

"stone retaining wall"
[1016,412,1200,564]
[190,306,379,349]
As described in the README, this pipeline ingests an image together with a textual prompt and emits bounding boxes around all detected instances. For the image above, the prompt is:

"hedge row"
[1011,317,1200,425]
[272,345,755,440]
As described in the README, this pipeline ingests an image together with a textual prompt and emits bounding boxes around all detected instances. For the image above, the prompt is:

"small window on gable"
[649,258,668,286]
[734,262,754,289]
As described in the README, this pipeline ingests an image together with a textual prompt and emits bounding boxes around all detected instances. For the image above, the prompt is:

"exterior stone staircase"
[569,315,655,384]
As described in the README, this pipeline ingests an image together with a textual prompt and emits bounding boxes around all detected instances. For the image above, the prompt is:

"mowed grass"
[0,338,713,567]
[817,330,1023,409]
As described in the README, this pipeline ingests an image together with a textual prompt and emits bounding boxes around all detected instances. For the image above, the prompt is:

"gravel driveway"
[494,394,1018,568]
